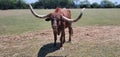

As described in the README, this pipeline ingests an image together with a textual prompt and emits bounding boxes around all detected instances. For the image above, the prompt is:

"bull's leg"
[57,28,61,35]
[68,26,73,42]
[60,30,65,47]
[53,31,57,47]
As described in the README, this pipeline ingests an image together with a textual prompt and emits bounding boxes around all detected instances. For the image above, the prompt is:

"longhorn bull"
[29,4,85,48]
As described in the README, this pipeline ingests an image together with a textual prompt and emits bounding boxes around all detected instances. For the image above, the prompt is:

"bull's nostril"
[52,26,58,33]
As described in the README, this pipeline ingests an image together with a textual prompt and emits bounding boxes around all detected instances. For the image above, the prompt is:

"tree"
[16,0,28,9]
[33,0,74,8]
[100,0,115,8]
[60,0,74,8]
[73,0,80,8]
[0,0,14,10]
[32,1,43,9]
[40,0,57,9]
[0,0,28,10]
[91,2,100,8]
[80,0,91,8]
[116,4,120,8]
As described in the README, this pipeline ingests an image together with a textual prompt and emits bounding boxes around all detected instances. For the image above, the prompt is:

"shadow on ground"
[37,43,62,57]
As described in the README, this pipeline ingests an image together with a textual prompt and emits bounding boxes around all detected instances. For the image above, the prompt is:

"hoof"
[60,47,64,50]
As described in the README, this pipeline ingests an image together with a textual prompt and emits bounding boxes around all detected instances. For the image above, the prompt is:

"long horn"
[29,4,48,18]
[62,8,85,22]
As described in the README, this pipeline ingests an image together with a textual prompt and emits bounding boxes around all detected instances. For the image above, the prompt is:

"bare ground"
[0,26,120,57]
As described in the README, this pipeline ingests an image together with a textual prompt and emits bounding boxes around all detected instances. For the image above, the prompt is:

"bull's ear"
[45,18,51,21]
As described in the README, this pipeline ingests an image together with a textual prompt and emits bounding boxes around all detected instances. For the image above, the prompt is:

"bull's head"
[29,4,85,23]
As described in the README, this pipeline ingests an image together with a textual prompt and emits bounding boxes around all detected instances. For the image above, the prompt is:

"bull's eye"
[45,18,51,21]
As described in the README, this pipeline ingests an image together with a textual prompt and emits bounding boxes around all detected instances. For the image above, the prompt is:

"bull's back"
[55,7,71,19]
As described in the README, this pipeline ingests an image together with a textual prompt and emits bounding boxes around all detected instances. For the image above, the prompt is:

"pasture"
[0,9,120,57]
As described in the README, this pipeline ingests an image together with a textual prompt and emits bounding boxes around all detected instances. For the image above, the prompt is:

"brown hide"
[48,8,73,47]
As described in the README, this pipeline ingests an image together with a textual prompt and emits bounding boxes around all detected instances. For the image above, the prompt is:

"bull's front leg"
[53,31,57,47]
[60,29,65,47]
[68,26,73,42]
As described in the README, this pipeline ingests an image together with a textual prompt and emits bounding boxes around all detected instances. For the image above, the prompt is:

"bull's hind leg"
[68,26,73,42]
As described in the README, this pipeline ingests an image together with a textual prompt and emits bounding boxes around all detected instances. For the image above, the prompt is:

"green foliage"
[41,0,58,8]
[91,2,100,8]
[80,0,91,8]
[0,0,28,10]
[0,0,119,9]
[33,0,74,9]
[100,0,115,8]
[16,0,28,9]
[116,4,120,8]
[31,1,43,9]
[0,0,13,10]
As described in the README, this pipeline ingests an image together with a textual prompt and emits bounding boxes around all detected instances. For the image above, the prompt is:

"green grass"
[0,9,120,35]
[0,9,52,35]
[73,9,120,26]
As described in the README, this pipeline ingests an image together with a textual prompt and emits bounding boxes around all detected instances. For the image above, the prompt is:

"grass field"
[0,9,120,35]
[0,9,120,57]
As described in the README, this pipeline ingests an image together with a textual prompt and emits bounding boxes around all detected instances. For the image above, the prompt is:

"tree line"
[0,0,28,10]
[0,0,120,10]
[32,0,120,9]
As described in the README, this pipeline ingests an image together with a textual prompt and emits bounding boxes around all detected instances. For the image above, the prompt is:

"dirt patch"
[72,26,120,43]
[0,26,120,42]
[75,26,120,38]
